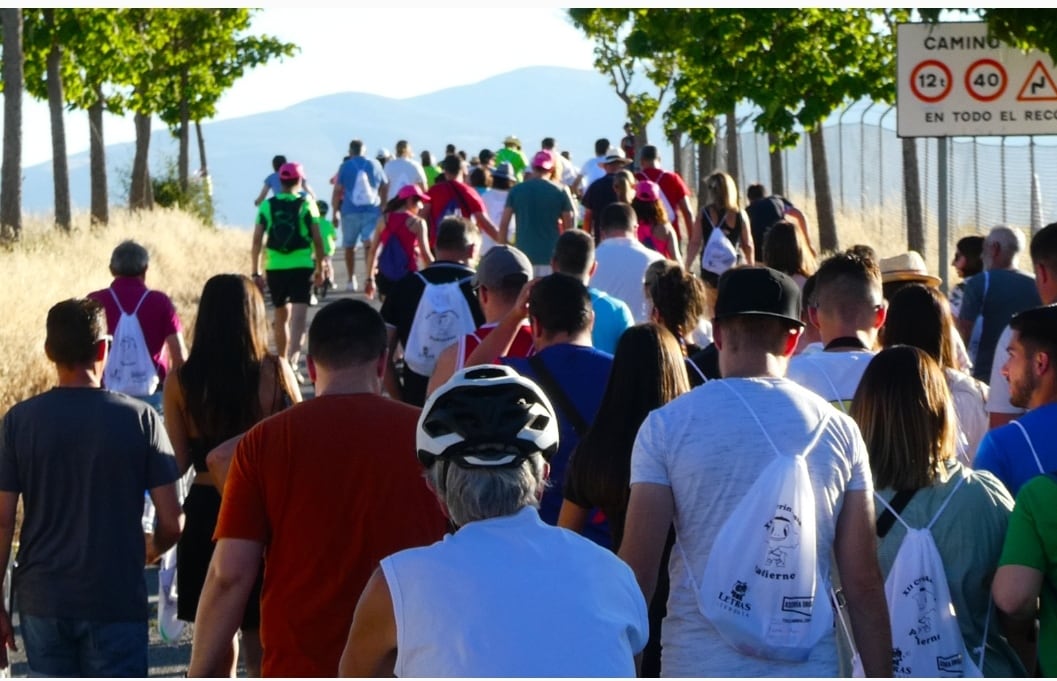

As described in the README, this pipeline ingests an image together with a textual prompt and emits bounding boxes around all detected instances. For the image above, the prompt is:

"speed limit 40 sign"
[898,22,1057,137]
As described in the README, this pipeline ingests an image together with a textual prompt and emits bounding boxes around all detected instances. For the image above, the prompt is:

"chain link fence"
[675,99,1057,273]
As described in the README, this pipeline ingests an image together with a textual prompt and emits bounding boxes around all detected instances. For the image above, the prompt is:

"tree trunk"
[177,70,190,193]
[1,9,23,239]
[809,128,838,253]
[669,128,683,179]
[697,141,711,201]
[902,137,925,254]
[768,131,785,196]
[130,110,153,210]
[195,119,214,224]
[725,110,739,193]
[45,11,71,232]
[89,96,108,226]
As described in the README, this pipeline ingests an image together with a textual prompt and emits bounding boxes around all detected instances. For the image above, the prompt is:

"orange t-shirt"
[215,393,448,677]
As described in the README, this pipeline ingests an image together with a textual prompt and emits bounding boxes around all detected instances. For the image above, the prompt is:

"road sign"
[898,22,1057,137]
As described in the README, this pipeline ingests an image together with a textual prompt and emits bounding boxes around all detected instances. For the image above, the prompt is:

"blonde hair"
[613,170,636,204]
[706,171,739,211]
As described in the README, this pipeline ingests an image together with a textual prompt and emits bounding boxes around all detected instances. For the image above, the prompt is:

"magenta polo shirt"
[87,277,183,384]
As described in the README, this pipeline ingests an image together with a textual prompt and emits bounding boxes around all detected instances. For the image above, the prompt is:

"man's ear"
[873,301,888,329]
[588,260,598,278]
[807,305,821,330]
[782,326,803,357]
[713,322,723,350]
[95,338,108,364]
[307,356,318,384]
[1034,348,1052,379]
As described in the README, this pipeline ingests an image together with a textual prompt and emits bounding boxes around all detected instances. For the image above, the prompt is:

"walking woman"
[686,171,753,310]
[163,274,301,676]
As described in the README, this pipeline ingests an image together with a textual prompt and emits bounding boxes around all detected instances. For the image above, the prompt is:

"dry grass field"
[0,209,247,418]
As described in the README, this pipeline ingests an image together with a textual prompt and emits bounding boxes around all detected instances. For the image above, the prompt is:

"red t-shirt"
[426,180,485,246]
[87,277,183,382]
[380,211,422,274]
[215,394,449,677]
[460,322,535,366]
[636,167,691,238]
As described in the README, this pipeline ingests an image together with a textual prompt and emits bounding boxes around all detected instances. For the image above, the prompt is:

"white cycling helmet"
[417,365,560,469]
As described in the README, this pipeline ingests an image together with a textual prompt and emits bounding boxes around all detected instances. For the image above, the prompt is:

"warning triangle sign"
[1017,61,1057,101]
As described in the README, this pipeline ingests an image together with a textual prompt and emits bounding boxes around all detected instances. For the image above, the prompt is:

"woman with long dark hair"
[558,323,690,677]
[850,346,1024,677]
[163,274,301,676]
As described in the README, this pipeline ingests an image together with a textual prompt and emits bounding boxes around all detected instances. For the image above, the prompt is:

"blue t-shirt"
[264,171,282,195]
[337,156,387,214]
[958,269,1041,381]
[975,402,1057,497]
[589,287,634,355]
[504,343,613,548]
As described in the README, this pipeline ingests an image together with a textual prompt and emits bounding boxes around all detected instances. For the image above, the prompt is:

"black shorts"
[266,267,313,307]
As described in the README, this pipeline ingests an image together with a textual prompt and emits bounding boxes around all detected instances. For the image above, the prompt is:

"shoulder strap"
[527,354,589,437]
[1010,420,1045,474]
[685,357,707,384]
[805,355,847,413]
[874,475,966,533]
[717,379,830,459]
[875,489,917,538]
[131,289,152,315]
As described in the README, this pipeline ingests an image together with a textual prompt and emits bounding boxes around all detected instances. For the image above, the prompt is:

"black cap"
[714,267,804,327]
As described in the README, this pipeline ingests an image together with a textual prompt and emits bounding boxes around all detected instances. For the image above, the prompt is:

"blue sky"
[17,7,599,166]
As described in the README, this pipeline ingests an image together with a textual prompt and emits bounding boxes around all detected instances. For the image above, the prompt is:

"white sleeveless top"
[381,506,649,677]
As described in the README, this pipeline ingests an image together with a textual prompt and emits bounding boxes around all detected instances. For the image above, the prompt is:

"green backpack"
[265,196,310,254]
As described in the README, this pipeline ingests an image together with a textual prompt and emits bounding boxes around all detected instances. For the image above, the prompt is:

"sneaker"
[346,276,358,292]
[309,293,318,307]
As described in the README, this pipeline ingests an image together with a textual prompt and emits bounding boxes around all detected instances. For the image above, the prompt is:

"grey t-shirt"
[0,387,180,621]
[958,269,1041,381]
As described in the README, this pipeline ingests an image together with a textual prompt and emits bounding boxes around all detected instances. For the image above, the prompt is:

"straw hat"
[879,251,941,287]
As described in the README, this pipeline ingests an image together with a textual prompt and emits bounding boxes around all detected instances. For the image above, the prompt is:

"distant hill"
[22,66,668,227]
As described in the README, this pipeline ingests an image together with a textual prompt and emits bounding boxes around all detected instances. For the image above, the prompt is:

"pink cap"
[532,149,556,171]
[398,184,431,203]
[278,162,304,182]
[635,180,661,203]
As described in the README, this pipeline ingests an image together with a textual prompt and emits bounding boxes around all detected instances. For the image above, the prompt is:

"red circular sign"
[965,58,1008,102]
[910,60,953,103]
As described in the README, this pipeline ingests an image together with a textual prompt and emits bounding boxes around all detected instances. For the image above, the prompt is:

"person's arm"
[146,481,183,564]
[498,206,514,245]
[662,223,682,263]
[676,196,693,245]
[412,217,434,267]
[0,491,19,668]
[339,567,397,677]
[618,482,675,606]
[832,489,892,677]
[560,210,574,234]
[995,592,1039,675]
[383,327,403,401]
[685,209,703,271]
[582,208,593,239]
[310,219,326,288]
[205,434,243,494]
[464,281,533,367]
[188,538,265,677]
[302,179,317,201]
[556,499,590,534]
[164,332,187,373]
[363,221,385,301]
[331,178,344,228]
[253,183,269,208]
[251,221,265,287]
[473,210,499,242]
[378,181,389,207]
[738,209,755,266]
[275,356,303,406]
[162,375,193,477]
[785,205,816,256]
[426,343,460,398]
[993,564,1044,620]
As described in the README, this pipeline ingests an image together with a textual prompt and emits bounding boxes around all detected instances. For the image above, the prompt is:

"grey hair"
[426,453,548,527]
[109,240,150,276]
[985,225,1025,268]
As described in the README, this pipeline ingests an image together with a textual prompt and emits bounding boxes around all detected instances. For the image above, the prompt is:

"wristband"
[252,272,262,277]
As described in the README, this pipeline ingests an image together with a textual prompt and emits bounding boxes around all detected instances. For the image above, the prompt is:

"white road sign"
[898,22,1057,137]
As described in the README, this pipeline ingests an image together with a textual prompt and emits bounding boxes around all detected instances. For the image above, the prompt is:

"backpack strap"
[875,489,917,538]
[1010,420,1045,474]
[717,379,830,459]
[685,357,708,384]
[108,287,151,316]
[131,289,152,316]
[805,355,847,413]
[873,474,966,533]
[527,354,589,438]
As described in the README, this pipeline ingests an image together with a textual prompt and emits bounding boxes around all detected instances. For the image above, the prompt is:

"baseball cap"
[493,162,515,181]
[398,184,431,203]
[278,162,303,182]
[635,180,661,203]
[473,246,532,291]
[532,150,556,171]
[714,266,804,327]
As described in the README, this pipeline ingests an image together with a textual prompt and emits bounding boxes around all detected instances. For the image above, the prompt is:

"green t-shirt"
[424,165,442,188]
[1000,473,1057,676]
[495,147,527,180]
[256,193,319,270]
[504,178,574,265]
[318,217,337,257]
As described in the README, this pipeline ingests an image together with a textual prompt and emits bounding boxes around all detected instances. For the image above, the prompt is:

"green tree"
[1,8,23,239]
[568,9,676,153]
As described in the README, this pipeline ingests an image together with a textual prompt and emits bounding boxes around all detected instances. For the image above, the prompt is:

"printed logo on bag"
[781,595,814,619]
[757,506,801,579]
[893,648,911,676]
[937,654,966,675]
[903,579,940,645]
[716,580,752,616]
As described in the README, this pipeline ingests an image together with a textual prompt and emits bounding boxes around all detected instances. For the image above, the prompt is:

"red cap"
[278,162,304,182]
[635,180,661,203]
[398,184,431,203]
[532,150,556,171]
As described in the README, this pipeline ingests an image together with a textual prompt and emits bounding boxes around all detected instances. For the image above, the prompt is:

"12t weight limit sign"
[965,59,1008,102]
[911,60,953,103]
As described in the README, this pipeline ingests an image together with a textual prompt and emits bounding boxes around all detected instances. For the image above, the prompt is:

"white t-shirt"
[381,506,648,677]
[580,155,607,188]
[382,157,427,199]
[590,236,665,323]
[786,349,876,413]
[987,324,1024,417]
[946,367,990,465]
[478,188,510,256]
[630,376,872,677]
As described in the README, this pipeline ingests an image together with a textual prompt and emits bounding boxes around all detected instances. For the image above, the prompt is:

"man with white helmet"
[339,365,649,677]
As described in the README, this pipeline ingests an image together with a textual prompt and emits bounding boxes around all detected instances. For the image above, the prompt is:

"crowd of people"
[0,127,1054,679]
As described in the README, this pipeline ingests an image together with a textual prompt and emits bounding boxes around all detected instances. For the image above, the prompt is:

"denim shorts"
[341,210,380,248]
[20,614,148,677]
